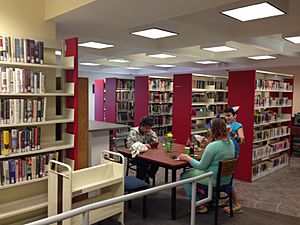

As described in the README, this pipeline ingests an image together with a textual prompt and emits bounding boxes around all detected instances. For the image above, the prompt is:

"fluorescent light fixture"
[155,64,176,68]
[284,36,300,44]
[248,55,276,60]
[202,46,237,52]
[148,53,176,58]
[221,2,285,22]
[195,60,218,64]
[131,28,178,39]
[55,50,62,56]
[125,67,141,70]
[109,58,130,63]
[79,62,100,66]
[78,41,114,49]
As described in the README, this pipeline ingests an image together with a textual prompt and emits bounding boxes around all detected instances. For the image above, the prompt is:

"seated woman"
[178,118,234,213]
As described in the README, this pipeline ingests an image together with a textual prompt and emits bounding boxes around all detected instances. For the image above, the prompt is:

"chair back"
[216,158,237,187]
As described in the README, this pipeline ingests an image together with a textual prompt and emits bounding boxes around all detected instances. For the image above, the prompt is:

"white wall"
[79,72,135,120]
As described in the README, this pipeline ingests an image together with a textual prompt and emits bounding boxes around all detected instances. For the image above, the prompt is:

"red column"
[94,79,105,121]
[134,76,149,126]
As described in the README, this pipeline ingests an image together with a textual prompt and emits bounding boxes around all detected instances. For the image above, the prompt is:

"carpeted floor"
[96,156,300,225]
[96,197,300,225]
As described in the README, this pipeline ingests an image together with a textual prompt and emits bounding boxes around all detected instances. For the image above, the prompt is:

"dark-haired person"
[223,106,245,214]
[127,117,159,183]
[178,118,235,213]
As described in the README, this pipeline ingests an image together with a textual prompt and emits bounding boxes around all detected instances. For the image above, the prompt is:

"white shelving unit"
[0,38,76,224]
[48,151,124,225]
[252,71,293,180]
[191,75,228,139]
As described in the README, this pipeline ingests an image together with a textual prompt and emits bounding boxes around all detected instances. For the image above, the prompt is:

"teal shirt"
[189,139,235,186]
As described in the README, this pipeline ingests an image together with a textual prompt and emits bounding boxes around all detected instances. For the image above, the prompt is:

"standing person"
[178,118,235,213]
[223,106,245,214]
[126,117,159,183]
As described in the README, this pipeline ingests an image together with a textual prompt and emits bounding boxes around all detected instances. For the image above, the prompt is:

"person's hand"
[145,144,151,149]
[177,154,193,162]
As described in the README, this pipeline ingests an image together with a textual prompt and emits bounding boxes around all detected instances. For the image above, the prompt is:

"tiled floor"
[141,156,300,218]
[234,156,300,218]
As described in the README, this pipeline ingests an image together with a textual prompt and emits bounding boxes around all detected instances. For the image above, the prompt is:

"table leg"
[165,168,168,183]
[171,169,176,220]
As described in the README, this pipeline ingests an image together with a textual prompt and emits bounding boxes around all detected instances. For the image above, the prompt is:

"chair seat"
[125,176,149,192]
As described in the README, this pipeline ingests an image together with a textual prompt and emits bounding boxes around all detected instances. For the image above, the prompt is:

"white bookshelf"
[0,37,77,224]
[252,162,288,181]
[253,132,291,144]
[252,147,289,163]
[0,56,74,70]
[252,71,293,180]
[191,75,228,140]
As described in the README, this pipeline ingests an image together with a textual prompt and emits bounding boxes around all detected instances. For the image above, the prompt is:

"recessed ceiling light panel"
[284,36,300,44]
[78,41,114,49]
[248,55,276,60]
[125,67,141,70]
[155,64,176,68]
[148,53,176,58]
[195,60,219,64]
[221,2,285,22]
[80,62,100,66]
[131,28,178,39]
[202,46,237,52]
[109,58,130,63]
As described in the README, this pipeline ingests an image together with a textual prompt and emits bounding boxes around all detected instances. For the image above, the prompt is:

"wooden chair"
[198,158,237,225]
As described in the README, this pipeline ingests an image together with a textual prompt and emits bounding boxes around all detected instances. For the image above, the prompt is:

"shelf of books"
[173,73,228,144]
[0,36,78,224]
[134,76,173,138]
[104,78,134,146]
[228,70,293,182]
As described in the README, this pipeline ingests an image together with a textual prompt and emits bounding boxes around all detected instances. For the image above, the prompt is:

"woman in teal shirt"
[178,118,235,213]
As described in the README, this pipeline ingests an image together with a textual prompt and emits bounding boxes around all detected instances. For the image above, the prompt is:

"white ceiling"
[53,0,300,76]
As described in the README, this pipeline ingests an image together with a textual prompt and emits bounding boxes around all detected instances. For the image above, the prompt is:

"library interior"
[1,1,300,225]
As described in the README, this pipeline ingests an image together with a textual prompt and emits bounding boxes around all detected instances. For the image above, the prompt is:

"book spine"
[9,160,16,184]
[3,130,10,156]
[11,129,18,153]
[39,41,44,64]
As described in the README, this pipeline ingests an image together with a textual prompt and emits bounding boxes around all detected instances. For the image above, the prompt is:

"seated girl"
[178,118,235,213]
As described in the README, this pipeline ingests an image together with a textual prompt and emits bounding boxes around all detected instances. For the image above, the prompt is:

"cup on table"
[150,142,159,149]
[184,147,190,155]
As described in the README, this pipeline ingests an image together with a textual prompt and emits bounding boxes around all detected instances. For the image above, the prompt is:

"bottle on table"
[186,138,191,155]
[190,140,195,155]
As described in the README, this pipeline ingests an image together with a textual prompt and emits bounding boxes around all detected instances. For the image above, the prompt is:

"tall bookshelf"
[134,76,173,137]
[173,74,228,144]
[0,37,78,224]
[228,70,293,182]
[103,78,135,147]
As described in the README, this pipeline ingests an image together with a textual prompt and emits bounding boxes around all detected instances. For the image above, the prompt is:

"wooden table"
[119,143,203,220]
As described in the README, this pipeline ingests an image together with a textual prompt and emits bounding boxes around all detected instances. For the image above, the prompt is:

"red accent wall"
[173,74,192,145]
[134,76,149,126]
[105,78,117,123]
[228,70,256,182]
[94,79,105,121]
[65,38,79,169]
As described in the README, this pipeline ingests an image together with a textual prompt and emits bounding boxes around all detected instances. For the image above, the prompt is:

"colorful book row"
[0,127,41,156]
[0,98,46,125]
[255,79,292,91]
[0,67,45,93]
[0,36,44,64]
[0,152,58,186]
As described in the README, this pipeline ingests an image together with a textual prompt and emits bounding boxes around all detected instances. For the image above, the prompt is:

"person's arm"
[227,126,245,145]
[189,144,215,170]
[126,129,137,148]
[149,129,159,143]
